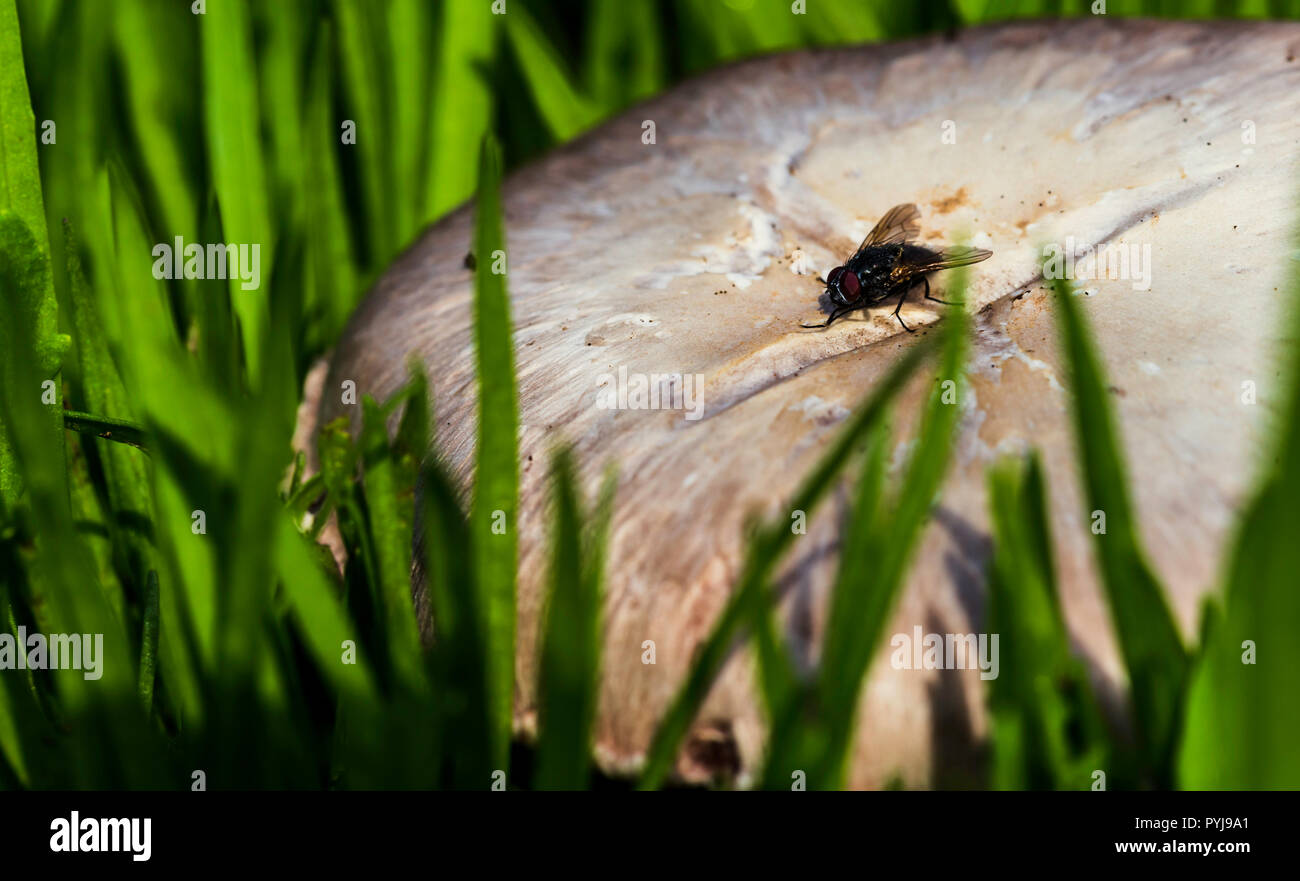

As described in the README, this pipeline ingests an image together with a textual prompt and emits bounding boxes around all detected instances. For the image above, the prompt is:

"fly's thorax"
[851,246,903,279]
[848,248,902,299]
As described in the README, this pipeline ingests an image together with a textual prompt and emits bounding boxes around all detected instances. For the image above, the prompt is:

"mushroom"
[307,19,1300,786]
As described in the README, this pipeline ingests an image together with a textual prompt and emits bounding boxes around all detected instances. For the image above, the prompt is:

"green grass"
[1177,230,1300,790]
[0,0,1298,790]
[1051,277,1188,787]
[470,136,520,768]
[639,328,942,790]
[755,278,971,791]
[985,453,1110,790]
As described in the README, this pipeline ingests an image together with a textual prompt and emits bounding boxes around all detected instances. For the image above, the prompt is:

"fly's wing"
[889,245,992,282]
[854,203,921,253]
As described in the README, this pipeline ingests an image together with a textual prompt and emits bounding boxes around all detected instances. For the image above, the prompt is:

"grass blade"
[421,460,492,788]
[534,447,602,789]
[303,22,359,345]
[138,569,160,711]
[255,0,307,229]
[1,213,162,787]
[114,0,198,246]
[1178,228,1300,789]
[639,332,938,789]
[0,0,48,243]
[386,0,434,231]
[1052,278,1187,785]
[333,0,398,262]
[200,0,273,382]
[759,417,889,790]
[986,454,1110,789]
[583,0,664,107]
[504,3,601,141]
[471,134,520,769]
[810,288,969,789]
[358,394,424,691]
[427,0,494,219]
[62,410,150,452]
[276,516,377,700]
[0,0,65,505]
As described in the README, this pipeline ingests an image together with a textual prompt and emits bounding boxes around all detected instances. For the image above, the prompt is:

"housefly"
[801,203,992,332]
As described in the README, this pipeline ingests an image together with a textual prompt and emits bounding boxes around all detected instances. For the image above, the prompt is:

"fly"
[801,203,992,332]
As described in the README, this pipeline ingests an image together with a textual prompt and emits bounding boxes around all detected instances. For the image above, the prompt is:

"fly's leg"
[892,286,914,333]
[801,303,855,329]
[923,276,963,306]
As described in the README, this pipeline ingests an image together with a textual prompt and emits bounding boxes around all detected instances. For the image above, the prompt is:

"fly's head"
[825,265,861,306]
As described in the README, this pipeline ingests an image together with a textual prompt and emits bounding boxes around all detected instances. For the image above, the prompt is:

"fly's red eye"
[826,266,845,285]
[840,271,861,296]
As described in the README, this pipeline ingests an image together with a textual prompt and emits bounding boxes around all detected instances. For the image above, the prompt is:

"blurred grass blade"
[584,0,663,107]
[303,22,359,343]
[421,460,492,788]
[65,429,127,622]
[61,213,155,475]
[534,448,602,789]
[1178,233,1300,789]
[1052,278,1187,786]
[0,211,62,494]
[255,0,307,228]
[138,569,160,711]
[748,563,802,786]
[114,0,198,246]
[358,393,424,691]
[200,0,273,382]
[760,417,889,790]
[1177,480,1300,788]
[723,0,811,52]
[333,0,399,263]
[276,517,378,699]
[103,166,224,723]
[803,0,886,42]
[62,410,150,452]
[0,612,29,785]
[986,454,1110,790]
[0,0,65,505]
[471,134,519,769]
[386,0,434,232]
[0,0,48,243]
[1,212,160,787]
[504,3,601,141]
[639,331,938,789]
[811,289,969,789]
[428,0,494,219]
[392,359,434,638]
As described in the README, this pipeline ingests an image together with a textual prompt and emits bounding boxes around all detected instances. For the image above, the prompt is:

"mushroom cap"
[318,18,1300,786]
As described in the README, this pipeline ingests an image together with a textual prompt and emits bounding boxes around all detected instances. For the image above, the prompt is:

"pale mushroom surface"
[318,19,1300,786]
